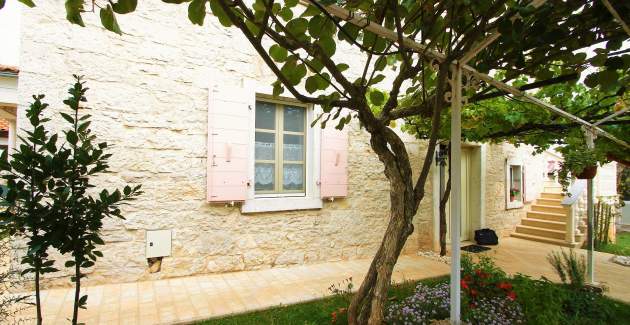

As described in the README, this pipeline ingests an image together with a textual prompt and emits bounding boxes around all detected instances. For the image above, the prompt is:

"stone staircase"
[511,182,584,247]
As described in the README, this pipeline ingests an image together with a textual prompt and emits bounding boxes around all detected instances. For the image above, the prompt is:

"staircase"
[512,181,584,247]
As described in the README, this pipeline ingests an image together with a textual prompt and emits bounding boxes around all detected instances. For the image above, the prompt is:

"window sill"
[241,197,323,213]
[506,200,524,210]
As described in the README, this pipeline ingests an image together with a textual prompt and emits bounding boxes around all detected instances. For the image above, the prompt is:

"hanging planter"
[576,165,598,179]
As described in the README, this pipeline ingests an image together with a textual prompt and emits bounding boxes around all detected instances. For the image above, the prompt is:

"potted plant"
[557,144,602,193]
[510,188,520,202]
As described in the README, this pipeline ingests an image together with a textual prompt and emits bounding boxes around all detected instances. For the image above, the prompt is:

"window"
[254,100,306,195]
[505,157,524,209]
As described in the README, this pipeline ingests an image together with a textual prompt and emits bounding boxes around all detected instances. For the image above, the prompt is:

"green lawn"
[198,274,630,325]
[597,232,630,256]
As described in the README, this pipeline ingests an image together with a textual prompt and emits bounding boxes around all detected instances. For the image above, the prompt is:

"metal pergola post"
[449,64,463,324]
[585,128,596,284]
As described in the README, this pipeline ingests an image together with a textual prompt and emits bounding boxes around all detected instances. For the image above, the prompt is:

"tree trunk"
[34,267,42,325]
[439,146,451,256]
[348,178,417,325]
[439,177,451,256]
[348,129,422,325]
[72,257,81,325]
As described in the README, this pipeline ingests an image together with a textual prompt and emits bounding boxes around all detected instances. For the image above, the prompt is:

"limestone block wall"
[17,2,434,288]
[483,143,547,237]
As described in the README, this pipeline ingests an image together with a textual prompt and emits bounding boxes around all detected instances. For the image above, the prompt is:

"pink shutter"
[320,126,349,198]
[207,82,252,202]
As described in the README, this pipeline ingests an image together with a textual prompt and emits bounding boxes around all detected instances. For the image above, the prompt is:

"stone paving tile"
[14,237,630,324]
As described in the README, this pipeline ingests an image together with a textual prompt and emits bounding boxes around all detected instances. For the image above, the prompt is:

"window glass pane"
[255,163,275,191]
[283,134,304,161]
[256,101,275,130]
[283,106,305,132]
[283,164,304,191]
[255,132,275,160]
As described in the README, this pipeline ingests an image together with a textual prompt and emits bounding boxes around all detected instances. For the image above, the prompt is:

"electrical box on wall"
[146,230,172,258]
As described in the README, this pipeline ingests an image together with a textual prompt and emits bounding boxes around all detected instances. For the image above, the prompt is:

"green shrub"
[546,249,586,288]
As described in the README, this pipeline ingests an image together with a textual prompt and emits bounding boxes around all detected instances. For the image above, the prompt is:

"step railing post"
[565,204,575,245]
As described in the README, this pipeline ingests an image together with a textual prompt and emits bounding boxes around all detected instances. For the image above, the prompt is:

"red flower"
[469,302,477,309]
[507,291,517,301]
[470,289,478,297]
[475,269,482,276]
[498,282,513,291]
[460,280,469,289]
[464,275,472,282]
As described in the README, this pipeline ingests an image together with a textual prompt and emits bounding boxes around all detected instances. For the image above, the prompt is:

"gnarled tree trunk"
[439,145,451,256]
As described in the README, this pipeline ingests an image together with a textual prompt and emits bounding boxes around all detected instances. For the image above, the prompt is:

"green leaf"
[65,0,85,27]
[269,44,288,62]
[336,63,349,72]
[112,0,137,14]
[208,0,232,27]
[279,7,293,21]
[285,0,298,8]
[100,5,122,35]
[317,35,336,57]
[368,74,385,86]
[300,5,319,17]
[286,18,308,36]
[370,91,385,106]
[583,73,598,88]
[60,112,75,124]
[188,0,208,25]
[18,0,35,7]
[591,53,607,67]
[66,131,78,145]
[272,81,284,96]
[597,70,618,90]
[374,56,387,71]
[0,0,5,10]
[65,260,76,267]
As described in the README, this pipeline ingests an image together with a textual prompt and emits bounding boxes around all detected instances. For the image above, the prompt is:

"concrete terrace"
[15,237,630,324]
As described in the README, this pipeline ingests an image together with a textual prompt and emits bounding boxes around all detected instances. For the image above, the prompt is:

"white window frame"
[242,93,322,213]
[505,157,524,209]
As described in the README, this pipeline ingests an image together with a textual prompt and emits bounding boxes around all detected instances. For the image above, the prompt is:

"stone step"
[531,204,567,214]
[544,186,563,194]
[527,211,566,222]
[511,233,578,248]
[521,218,566,231]
[536,198,563,207]
[541,192,564,200]
[515,225,566,240]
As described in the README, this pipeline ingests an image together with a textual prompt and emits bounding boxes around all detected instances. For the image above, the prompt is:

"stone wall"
[17,2,435,288]
[15,1,592,288]
[484,143,547,237]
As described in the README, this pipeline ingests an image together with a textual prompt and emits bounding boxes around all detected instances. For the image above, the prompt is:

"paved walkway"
[16,237,630,324]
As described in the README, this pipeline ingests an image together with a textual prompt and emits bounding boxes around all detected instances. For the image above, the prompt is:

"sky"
[0,0,22,67]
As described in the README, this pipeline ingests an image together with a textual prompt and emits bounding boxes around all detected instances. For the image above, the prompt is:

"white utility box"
[146,230,172,258]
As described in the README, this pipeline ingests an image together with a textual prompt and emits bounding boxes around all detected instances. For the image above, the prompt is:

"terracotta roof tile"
[0,65,19,74]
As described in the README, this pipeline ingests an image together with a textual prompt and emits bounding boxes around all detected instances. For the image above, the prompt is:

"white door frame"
[431,143,486,250]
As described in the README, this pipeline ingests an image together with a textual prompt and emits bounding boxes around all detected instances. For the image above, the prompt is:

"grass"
[197,276,446,325]
[596,232,630,256]
[198,274,630,325]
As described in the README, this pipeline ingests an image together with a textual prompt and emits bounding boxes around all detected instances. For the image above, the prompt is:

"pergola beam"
[594,106,628,126]
[322,3,630,150]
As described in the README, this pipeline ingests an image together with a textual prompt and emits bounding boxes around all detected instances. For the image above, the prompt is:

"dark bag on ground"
[475,228,498,245]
